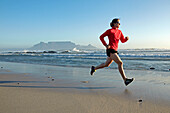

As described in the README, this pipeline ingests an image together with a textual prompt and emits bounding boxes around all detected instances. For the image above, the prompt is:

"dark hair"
[110,18,120,27]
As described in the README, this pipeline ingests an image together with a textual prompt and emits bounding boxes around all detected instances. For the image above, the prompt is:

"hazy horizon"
[0,40,170,51]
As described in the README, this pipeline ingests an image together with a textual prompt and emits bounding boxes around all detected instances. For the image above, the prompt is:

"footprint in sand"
[138,99,143,103]
[81,81,89,83]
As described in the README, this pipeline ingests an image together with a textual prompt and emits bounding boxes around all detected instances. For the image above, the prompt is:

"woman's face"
[113,20,120,28]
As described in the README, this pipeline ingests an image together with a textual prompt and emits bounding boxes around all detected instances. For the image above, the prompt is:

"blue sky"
[0,0,170,49]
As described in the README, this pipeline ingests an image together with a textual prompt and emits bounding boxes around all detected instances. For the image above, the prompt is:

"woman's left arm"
[120,32,129,43]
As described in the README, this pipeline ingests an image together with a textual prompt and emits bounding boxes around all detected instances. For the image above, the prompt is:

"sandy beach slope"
[0,62,170,113]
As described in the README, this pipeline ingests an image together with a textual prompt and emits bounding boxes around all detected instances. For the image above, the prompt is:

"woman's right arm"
[99,30,109,48]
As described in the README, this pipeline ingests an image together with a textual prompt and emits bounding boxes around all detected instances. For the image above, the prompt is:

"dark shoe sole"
[90,66,95,75]
[125,78,134,86]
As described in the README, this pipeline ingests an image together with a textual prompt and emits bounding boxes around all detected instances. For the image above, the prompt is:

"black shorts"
[106,49,118,57]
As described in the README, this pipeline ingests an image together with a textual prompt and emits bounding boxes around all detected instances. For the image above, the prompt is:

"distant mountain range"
[29,41,98,50]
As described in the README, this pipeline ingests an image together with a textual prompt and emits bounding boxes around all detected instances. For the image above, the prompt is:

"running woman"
[90,18,134,86]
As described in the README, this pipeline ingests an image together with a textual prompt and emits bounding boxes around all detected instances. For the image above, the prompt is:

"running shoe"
[125,78,134,86]
[90,66,96,75]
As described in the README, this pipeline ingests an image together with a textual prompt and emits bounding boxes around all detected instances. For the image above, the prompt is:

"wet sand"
[0,62,170,113]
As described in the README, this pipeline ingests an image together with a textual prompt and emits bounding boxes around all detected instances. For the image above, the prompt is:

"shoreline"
[0,61,170,113]
[0,60,170,73]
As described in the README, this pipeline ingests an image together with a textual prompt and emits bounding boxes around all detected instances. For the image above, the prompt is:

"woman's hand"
[105,45,110,49]
[125,36,129,41]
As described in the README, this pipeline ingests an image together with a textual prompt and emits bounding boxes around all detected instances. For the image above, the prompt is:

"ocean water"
[0,48,170,72]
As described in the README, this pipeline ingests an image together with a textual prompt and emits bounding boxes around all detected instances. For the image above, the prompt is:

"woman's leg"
[95,57,113,70]
[110,53,126,81]
[90,57,113,75]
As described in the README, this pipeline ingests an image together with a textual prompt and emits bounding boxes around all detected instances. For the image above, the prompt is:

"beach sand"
[0,62,170,113]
